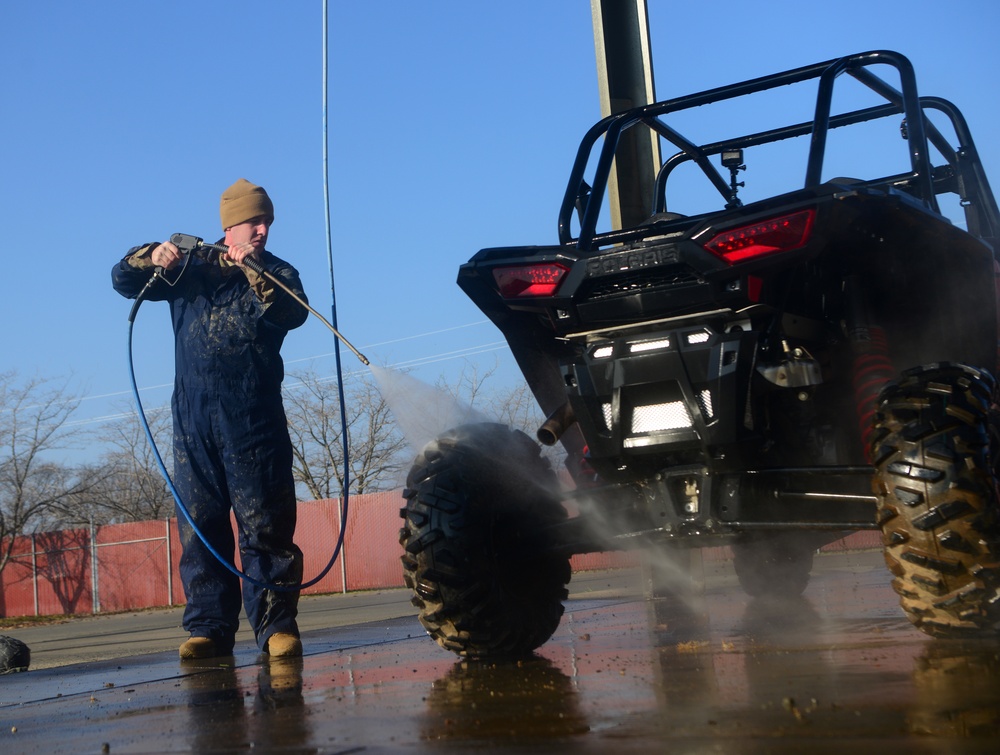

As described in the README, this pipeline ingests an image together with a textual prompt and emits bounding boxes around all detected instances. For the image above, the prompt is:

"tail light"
[702,209,815,264]
[493,263,569,298]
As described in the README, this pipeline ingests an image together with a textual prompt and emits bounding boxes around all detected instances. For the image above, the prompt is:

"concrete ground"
[2,552,999,753]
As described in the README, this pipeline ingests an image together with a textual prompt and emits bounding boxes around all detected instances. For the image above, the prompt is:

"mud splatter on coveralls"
[112,246,307,652]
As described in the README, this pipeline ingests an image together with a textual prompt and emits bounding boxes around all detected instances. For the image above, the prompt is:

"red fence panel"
[95,520,175,613]
[295,498,346,595]
[33,529,92,616]
[343,491,408,591]
[0,535,40,618]
[0,531,93,618]
[0,490,883,620]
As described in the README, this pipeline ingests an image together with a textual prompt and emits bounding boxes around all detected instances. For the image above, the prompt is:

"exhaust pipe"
[537,402,576,446]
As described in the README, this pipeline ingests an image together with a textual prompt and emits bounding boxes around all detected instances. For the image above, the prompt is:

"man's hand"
[224,241,262,268]
[150,241,184,270]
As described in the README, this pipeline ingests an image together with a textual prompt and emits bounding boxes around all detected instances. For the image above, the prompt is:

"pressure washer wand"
[170,233,370,365]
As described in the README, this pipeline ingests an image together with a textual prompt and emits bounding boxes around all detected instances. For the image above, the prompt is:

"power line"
[73,320,497,406]
[66,337,513,429]
[284,319,491,365]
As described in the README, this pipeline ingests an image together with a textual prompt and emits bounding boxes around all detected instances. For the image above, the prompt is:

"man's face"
[224,215,270,251]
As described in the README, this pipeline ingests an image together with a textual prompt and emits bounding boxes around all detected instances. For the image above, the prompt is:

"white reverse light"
[632,401,692,433]
[629,338,671,354]
[592,345,614,359]
[698,389,713,419]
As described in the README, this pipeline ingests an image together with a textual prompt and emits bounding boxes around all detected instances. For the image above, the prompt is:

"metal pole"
[590,0,660,229]
[324,0,350,596]
[90,517,100,614]
[31,533,39,617]
[339,498,347,594]
[165,518,173,606]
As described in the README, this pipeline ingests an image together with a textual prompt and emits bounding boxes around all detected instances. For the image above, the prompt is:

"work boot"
[179,636,219,660]
[265,632,302,658]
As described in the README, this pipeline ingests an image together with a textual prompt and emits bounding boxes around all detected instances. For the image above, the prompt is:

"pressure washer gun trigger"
[169,233,222,264]
[169,233,204,256]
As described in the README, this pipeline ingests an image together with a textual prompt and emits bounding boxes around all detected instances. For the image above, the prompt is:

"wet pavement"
[2,551,999,753]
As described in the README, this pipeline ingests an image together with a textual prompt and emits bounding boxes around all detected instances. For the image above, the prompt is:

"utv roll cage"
[559,50,999,253]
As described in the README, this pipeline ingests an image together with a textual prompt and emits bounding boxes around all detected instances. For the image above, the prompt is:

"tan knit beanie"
[219,178,274,230]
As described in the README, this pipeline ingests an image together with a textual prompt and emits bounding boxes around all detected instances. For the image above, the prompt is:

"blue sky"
[2,1,998,462]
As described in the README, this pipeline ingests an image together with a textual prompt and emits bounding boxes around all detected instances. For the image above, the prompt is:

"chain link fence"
[0,490,880,619]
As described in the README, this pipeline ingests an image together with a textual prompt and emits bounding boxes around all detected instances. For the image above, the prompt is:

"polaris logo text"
[586,248,679,277]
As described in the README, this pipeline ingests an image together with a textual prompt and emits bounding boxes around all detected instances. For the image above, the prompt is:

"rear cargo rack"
[560,50,999,252]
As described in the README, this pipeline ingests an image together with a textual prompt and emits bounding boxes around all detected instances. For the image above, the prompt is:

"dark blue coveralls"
[112,246,308,652]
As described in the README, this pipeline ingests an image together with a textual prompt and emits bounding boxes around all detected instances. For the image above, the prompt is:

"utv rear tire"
[399,423,571,658]
[871,363,1000,638]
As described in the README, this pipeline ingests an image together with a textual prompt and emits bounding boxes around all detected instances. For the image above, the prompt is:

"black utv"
[399,50,1000,657]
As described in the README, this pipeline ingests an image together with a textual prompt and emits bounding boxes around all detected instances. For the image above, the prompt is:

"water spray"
[126,233,369,592]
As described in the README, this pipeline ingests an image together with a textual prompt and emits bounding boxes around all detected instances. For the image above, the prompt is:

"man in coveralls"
[112,179,307,659]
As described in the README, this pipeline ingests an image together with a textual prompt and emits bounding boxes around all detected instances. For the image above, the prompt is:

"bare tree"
[436,359,499,412]
[438,360,547,436]
[284,368,408,499]
[285,361,560,503]
[483,381,547,435]
[438,360,564,467]
[57,401,174,526]
[0,372,95,577]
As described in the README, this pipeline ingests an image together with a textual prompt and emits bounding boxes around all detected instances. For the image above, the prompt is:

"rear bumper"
[552,464,877,556]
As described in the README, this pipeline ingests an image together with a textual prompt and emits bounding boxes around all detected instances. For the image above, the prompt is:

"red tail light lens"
[702,209,815,264]
[493,263,570,298]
